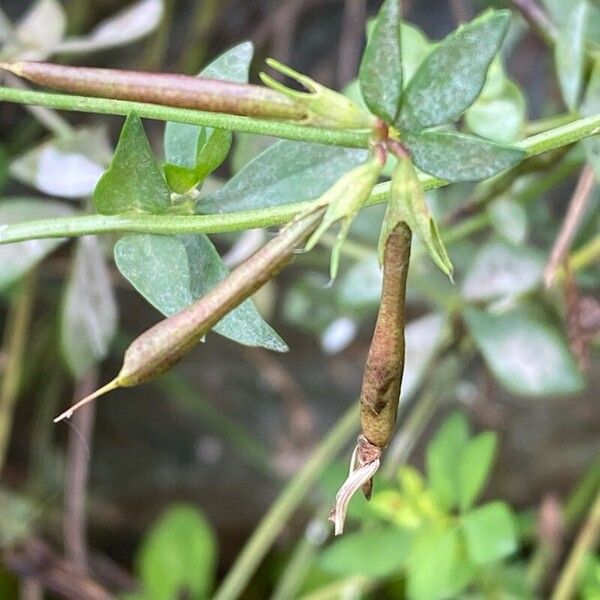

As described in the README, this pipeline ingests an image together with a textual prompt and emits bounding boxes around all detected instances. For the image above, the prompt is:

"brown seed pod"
[54,208,324,423]
[0,61,307,121]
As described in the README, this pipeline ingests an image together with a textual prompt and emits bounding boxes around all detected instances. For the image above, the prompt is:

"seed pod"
[330,221,411,534]
[0,61,307,121]
[54,208,324,423]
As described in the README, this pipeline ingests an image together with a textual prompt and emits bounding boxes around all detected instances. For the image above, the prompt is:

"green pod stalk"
[54,209,324,423]
[0,61,307,121]
[360,222,411,450]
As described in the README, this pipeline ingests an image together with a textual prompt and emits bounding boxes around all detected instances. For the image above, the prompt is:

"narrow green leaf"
[114,234,287,351]
[426,412,469,510]
[398,10,511,131]
[163,42,253,193]
[555,1,588,111]
[464,307,585,396]
[404,130,525,182]
[136,505,217,600]
[320,529,412,578]
[381,155,453,278]
[60,237,118,378]
[199,140,368,212]
[0,198,73,290]
[94,113,170,215]
[458,432,498,511]
[358,0,402,122]
[461,501,517,564]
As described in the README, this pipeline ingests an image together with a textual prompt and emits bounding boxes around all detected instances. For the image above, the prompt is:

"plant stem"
[551,490,600,600]
[0,271,37,474]
[0,86,370,148]
[211,404,359,600]
[1,113,598,246]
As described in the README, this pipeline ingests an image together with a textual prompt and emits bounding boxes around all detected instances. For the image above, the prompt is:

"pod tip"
[53,378,119,423]
[0,62,21,75]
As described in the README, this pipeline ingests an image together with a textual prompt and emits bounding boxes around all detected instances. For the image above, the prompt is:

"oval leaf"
[404,131,525,182]
[94,113,170,215]
[358,0,402,122]
[199,140,368,212]
[458,432,498,511]
[114,233,287,351]
[397,10,511,131]
[464,307,585,396]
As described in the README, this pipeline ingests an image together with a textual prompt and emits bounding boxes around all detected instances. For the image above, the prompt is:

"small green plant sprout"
[321,413,520,599]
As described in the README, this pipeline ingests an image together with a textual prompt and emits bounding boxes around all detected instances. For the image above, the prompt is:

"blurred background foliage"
[0,0,598,599]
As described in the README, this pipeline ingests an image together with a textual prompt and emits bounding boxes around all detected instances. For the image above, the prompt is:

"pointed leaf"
[464,307,585,396]
[461,502,517,564]
[61,237,118,378]
[94,113,170,215]
[381,155,453,277]
[358,0,403,122]
[398,10,511,131]
[164,42,253,193]
[0,199,74,290]
[404,130,525,182]
[458,432,498,511]
[136,505,217,600]
[114,234,287,351]
[199,141,368,212]
[555,1,588,110]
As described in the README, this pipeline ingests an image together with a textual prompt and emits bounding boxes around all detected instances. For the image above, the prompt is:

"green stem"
[0,86,370,148]
[1,113,598,247]
[211,404,359,600]
[0,271,37,474]
[551,490,600,600]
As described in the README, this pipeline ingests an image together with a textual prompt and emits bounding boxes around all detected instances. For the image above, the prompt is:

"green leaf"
[397,10,511,131]
[581,59,600,179]
[458,432,498,511]
[426,412,469,510]
[407,527,474,600]
[199,140,368,212]
[9,127,111,198]
[461,501,517,564]
[404,131,525,182]
[319,529,412,578]
[461,241,545,302]
[0,198,74,290]
[487,197,528,244]
[163,42,253,193]
[358,0,402,122]
[136,504,217,600]
[114,234,287,351]
[94,113,170,215]
[464,307,585,396]
[381,155,453,278]
[61,237,118,378]
[465,60,526,143]
[555,1,588,110]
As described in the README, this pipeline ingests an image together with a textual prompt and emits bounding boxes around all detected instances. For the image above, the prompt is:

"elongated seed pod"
[359,222,411,449]
[0,61,307,121]
[54,208,323,422]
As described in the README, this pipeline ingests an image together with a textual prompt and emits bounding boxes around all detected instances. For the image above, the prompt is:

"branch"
[0,86,370,148]
[1,114,599,246]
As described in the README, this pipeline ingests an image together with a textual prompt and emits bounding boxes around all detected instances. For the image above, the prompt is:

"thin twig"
[544,165,596,288]
[551,490,600,600]
[63,370,98,571]
[212,404,358,600]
